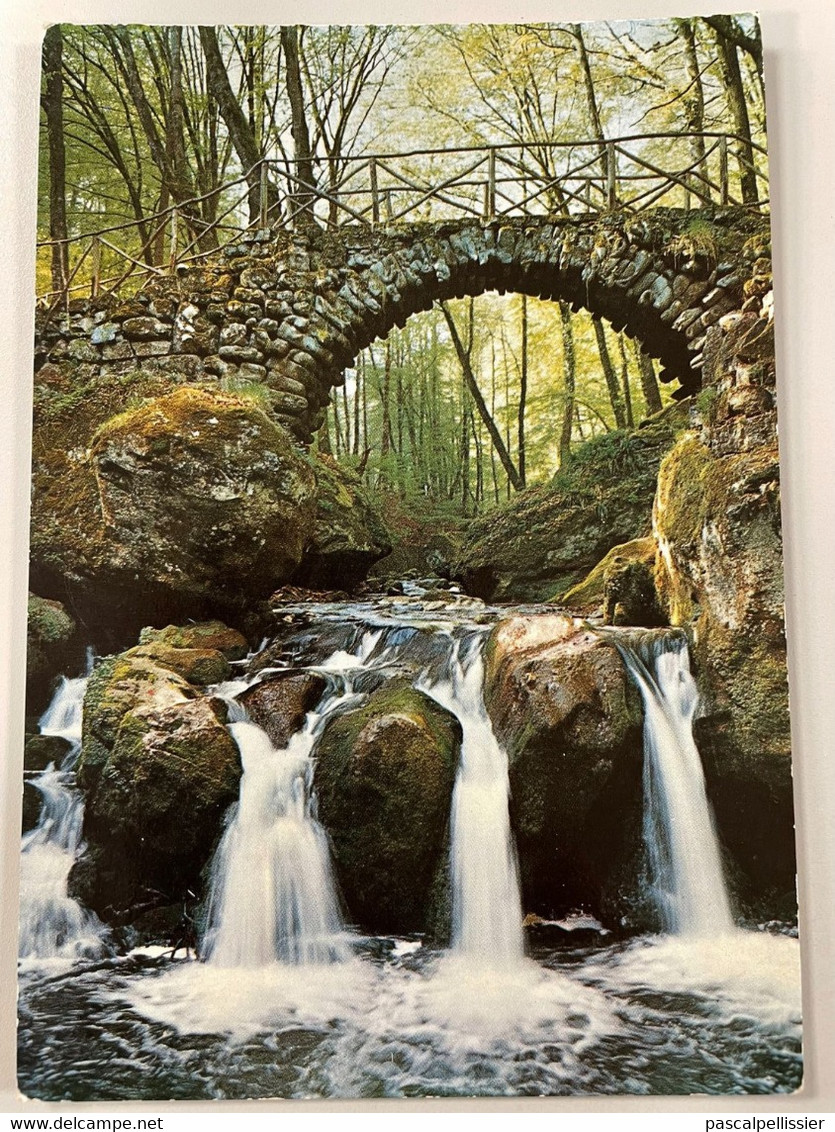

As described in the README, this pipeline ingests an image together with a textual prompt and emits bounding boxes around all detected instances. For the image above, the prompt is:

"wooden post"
[719,136,729,205]
[370,158,380,226]
[384,188,393,223]
[169,208,179,272]
[259,160,269,229]
[483,181,490,221]
[487,148,496,219]
[90,237,101,298]
[606,141,617,209]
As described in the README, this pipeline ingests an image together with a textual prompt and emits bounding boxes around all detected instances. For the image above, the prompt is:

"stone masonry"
[34,208,771,444]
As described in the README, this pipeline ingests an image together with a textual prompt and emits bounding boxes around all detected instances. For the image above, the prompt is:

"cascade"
[201,631,382,967]
[420,634,524,964]
[19,666,106,961]
[618,632,734,936]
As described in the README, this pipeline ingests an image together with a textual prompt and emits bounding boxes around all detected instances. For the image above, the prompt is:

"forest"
[38,19,767,518]
[20,18,800,1102]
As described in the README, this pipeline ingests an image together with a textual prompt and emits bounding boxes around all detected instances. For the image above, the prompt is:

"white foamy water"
[202,634,382,968]
[420,636,524,965]
[585,930,802,1037]
[619,634,734,936]
[19,670,106,962]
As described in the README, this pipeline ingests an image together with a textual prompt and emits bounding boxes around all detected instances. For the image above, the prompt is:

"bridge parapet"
[34,209,771,443]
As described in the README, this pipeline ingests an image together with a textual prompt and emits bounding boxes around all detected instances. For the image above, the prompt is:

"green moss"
[456,418,684,603]
[126,643,230,686]
[558,537,656,609]
[138,621,248,660]
[315,678,460,933]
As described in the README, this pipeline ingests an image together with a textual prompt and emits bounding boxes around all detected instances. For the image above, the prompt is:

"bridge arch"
[35,209,769,444]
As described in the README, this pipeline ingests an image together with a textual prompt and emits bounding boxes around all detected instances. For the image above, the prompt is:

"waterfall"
[618,633,734,936]
[19,667,106,961]
[421,635,524,964]
[202,635,381,968]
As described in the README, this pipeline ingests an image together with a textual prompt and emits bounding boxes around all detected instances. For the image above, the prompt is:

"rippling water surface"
[18,929,801,1100]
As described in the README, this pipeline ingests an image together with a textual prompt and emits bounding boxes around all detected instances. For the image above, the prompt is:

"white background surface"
[0,0,833,1113]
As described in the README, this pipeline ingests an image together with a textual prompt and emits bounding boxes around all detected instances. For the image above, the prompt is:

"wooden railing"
[36,131,768,313]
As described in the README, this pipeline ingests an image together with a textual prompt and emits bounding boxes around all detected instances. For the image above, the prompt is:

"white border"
[1,0,833,1113]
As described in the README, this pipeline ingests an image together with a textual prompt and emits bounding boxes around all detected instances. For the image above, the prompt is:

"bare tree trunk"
[558,302,576,467]
[633,341,663,415]
[281,26,317,226]
[675,18,708,193]
[380,339,392,458]
[707,17,759,204]
[199,26,278,223]
[441,302,524,492]
[571,24,608,185]
[41,25,69,294]
[594,318,627,428]
[518,293,528,487]
[618,333,634,428]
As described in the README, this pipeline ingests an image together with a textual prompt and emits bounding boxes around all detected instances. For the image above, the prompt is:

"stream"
[18,595,802,1100]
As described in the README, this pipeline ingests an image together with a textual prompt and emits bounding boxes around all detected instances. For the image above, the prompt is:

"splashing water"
[421,635,524,964]
[201,635,382,967]
[19,668,106,962]
[618,632,734,936]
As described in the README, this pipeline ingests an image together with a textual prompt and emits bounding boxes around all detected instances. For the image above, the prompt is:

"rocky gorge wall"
[26,209,795,942]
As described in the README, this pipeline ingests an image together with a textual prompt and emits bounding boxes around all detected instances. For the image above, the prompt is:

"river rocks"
[483,614,645,924]
[138,620,248,660]
[653,430,792,914]
[30,386,317,641]
[453,412,686,602]
[26,595,80,711]
[559,537,657,618]
[239,672,327,748]
[315,679,460,934]
[293,453,392,590]
[72,635,242,922]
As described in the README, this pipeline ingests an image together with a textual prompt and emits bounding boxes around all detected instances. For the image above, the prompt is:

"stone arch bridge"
[35,208,771,443]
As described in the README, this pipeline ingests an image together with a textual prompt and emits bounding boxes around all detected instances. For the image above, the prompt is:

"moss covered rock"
[559,537,657,615]
[453,411,686,603]
[73,635,242,923]
[483,614,644,926]
[127,643,231,686]
[26,594,80,710]
[314,679,460,934]
[31,385,316,641]
[138,620,248,660]
[239,672,327,748]
[293,452,392,590]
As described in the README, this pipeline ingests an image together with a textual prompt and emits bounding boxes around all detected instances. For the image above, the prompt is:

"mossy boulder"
[138,621,248,660]
[314,679,460,934]
[72,635,242,923]
[26,594,81,711]
[127,643,231,686]
[239,672,327,748]
[31,385,316,641]
[294,452,392,590]
[559,537,657,616]
[653,429,793,914]
[24,733,72,773]
[483,615,645,926]
[453,411,686,603]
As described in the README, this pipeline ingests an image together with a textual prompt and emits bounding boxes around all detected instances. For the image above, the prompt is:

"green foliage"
[218,375,272,407]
